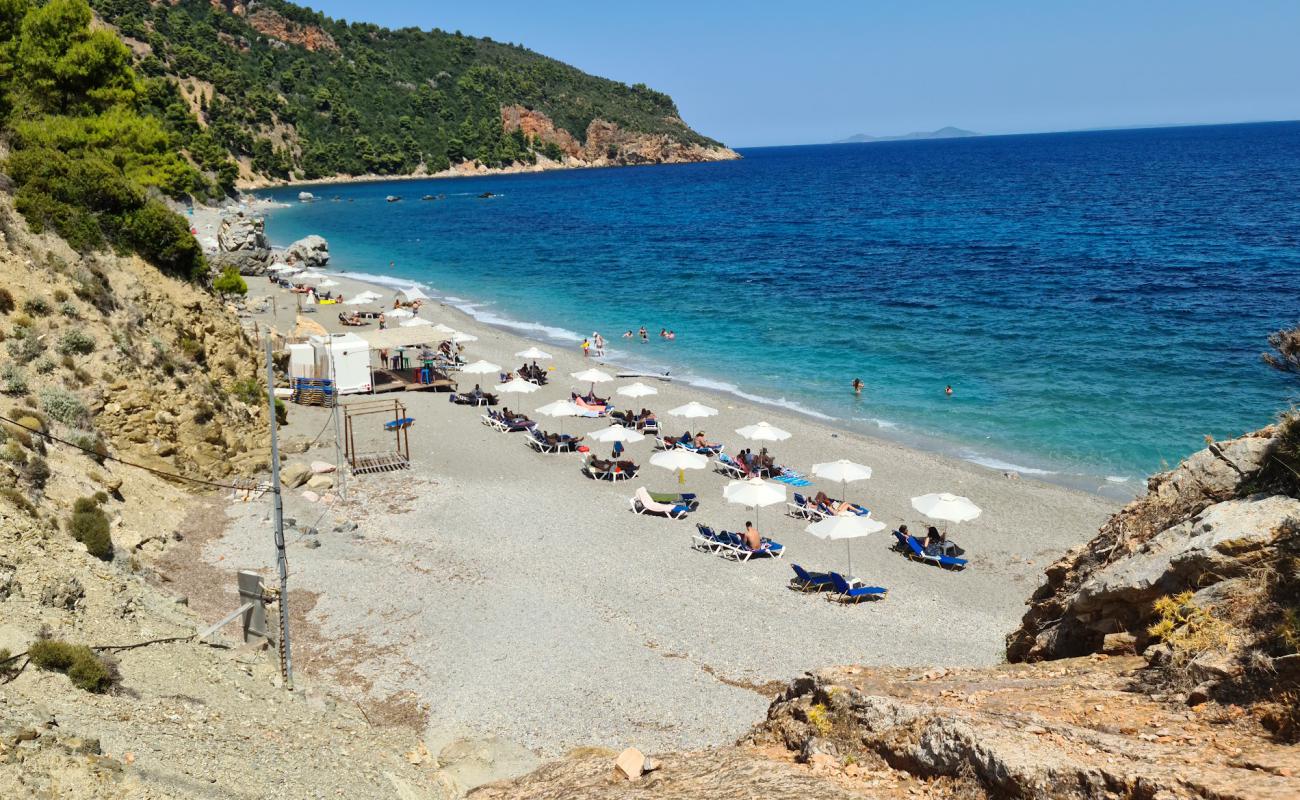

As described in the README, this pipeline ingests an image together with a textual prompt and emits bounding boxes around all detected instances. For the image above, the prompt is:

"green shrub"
[59,301,78,318]
[23,456,50,490]
[53,289,68,302]
[212,265,248,296]
[93,490,108,504]
[0,442,25,463]
[0,288,13,314]
[56,329,94,355]
[67,502,112,560]
[231,377,261,406]
[275,397,287,426]
[178,335,205,364]
[40,388,88,426]
[33,357,54,375]
[21,297,51,316]
[67,429,106,461]
[5,334,42,364]
[27,639,118,693]
[1,364,27,396]
[126,201,205,281]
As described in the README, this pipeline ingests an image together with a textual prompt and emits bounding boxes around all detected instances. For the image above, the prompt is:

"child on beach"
[581,338,590,358]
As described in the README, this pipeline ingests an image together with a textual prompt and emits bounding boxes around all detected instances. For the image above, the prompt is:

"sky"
[300,1,1300,148]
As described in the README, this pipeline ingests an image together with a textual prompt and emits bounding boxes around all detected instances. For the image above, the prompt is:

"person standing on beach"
[852,377,863,396]
[593,332,605,357]
[581,338,590,358]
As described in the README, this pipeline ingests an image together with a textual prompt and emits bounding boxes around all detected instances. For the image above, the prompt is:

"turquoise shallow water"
[256,122,1300,495]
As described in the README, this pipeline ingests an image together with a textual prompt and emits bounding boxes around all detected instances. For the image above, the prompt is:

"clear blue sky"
[301,1,1300,147]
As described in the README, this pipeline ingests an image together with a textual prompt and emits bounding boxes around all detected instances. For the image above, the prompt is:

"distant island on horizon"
[834,126,980,144]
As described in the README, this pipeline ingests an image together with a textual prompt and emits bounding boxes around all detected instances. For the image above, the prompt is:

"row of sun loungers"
[691,524,784,561]
[790,564,887,602]
[582,457,639,482]
[481,409,536,432]
[713,453,787,480]
[610,410,659,434]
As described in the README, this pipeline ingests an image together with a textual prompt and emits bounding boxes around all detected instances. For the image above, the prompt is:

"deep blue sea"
[257,122,1300,495]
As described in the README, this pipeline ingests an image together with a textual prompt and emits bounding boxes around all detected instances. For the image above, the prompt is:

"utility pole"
[265,335,294,690]
[329,343,347,500]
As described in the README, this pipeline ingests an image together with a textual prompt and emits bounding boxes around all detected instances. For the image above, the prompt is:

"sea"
[256,121,1300,498]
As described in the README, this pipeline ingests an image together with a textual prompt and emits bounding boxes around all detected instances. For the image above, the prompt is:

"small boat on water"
[421,194,436,201]
[386,195,402,203]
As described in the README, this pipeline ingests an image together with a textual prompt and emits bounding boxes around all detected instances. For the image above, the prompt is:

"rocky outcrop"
[500,106,582,158]
[285,234,329,268]
[746,660,1299,800]
[216,211,274,275]
[1007,426,1288,663]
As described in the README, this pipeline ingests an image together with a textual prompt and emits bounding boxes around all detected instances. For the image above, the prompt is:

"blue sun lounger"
[892,530,968,570]
[829,572,887,602]
[790,563,833,592]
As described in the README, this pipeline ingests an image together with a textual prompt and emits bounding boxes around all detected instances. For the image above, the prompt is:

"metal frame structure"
[342,398,412,474]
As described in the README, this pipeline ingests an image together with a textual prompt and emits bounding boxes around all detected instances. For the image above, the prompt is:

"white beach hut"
[309,333,373,395]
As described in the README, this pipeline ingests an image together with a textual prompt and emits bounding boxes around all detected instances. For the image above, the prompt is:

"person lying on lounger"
[812,491,867,516]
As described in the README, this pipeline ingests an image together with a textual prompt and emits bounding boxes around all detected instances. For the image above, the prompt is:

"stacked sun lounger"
[892,530,968,570]
[629,487,690,518]
[690,524,784,562]
[291,377,336,407]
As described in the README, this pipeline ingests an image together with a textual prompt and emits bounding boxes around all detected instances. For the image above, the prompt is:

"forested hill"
[90,0,737,186]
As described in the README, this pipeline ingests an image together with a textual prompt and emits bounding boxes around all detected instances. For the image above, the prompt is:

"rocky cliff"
[500,105,739,168]
[1006,421,1300,724]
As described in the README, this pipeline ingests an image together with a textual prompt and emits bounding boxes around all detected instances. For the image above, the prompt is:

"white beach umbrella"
[297,272,327,286]
[812,459,873,505]
[571,368,613,383]
[432,323,456,334]
[460,360,502,375]
[516,346,553,360]
[387,307,414,319]
[535,399,584,418]
[735,421,792,442]
[318,279,339,288]
[667,401,718,419]
[616,381,658,399]
[342,295,375,306]
[723,477,786,534]
[649,448,708,488]
[805,515,886,582]
[587,424,645,444]
[534,399,584,435]
[448,331,478,344]
[911,493,980,553]
[400,317,433,327]
[495,377,539,394]
[911,492,981,524]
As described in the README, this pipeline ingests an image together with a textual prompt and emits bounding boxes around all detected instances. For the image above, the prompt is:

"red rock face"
[500,105,582,157]
[244,8,338,52]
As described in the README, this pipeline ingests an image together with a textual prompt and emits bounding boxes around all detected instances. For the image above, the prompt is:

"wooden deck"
[372,367,457,394]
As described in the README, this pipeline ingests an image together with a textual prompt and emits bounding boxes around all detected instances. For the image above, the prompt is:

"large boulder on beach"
[218,212,267,252]
[286,235,330,268]
[209,248,274,277]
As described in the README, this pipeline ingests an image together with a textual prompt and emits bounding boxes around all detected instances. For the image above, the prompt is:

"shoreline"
[235,148,742,191]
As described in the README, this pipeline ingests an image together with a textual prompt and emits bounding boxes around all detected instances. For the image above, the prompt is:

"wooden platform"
[349,451,411,475]
[372,367,457,394]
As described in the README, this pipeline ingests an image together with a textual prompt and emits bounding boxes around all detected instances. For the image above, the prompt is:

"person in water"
[945,385,954,396]
[639,326,649,343]
[623,330,634,339]
[852,377,863,395]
